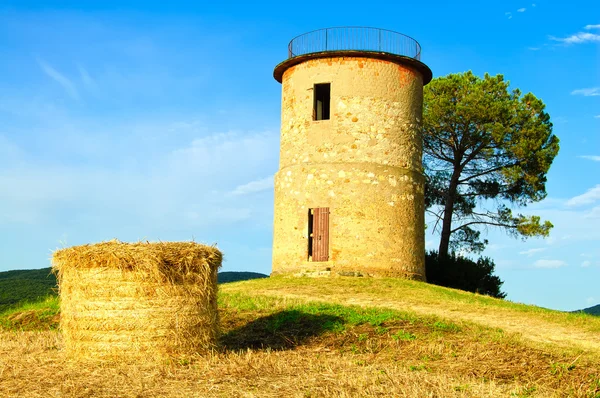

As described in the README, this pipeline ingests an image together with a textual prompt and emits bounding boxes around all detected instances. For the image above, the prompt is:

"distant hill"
[577,304,600,316]
[0,268,268,313]
[0,268,57,313]
[218,271,269,284]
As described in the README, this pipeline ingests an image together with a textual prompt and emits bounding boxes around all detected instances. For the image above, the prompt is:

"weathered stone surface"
[272,55,426,280]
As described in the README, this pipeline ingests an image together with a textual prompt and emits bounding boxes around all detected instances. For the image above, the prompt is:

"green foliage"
[218,271,268,284]
[511,386,537,397]
[391,330,416,341]
[0,296,59,331]
[576,304,600,316]
[0,267,57,313]
[220,293,461,334]
[423,71,559,257]
[426,250,506,299]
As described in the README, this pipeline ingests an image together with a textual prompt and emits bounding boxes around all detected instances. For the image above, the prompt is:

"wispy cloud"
[528,47,541,51]
[582,260,591,267]
[533,259,567,268]
[579,155,600,162]
[230,176,274,196]
[586,206,600,219]
[587,297,597,305]
[595,115,600,119]
[517,8,527,12]
[36,59,79,100]
[571,87,600,96]
[566,185,600,207]
[584,24,600,30]
[551,32,600,45]
[505,12,513,19]
[519,248,546,256]
[77,64,97,90]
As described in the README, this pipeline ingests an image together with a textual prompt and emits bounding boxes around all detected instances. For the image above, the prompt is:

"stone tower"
[271,27,432,279]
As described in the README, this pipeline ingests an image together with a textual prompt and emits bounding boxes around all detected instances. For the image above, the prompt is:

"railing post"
[325,28,328,51]
[379,29,381,52]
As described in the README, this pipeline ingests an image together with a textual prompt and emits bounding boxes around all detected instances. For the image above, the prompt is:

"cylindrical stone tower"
[271,27,432,280]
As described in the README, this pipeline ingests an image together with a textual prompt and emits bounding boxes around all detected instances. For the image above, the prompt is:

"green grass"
[0,267,57,313]
[579,304,600,316]
[220,276,600,334]
[0,296,59,331]
[3,276,600,396]
[218,291,469,351]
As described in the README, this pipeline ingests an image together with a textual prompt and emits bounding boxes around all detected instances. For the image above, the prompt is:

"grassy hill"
[580,304,600,316]
[0,267,56,313]
[1,276,600,396]
[218,271,268,284]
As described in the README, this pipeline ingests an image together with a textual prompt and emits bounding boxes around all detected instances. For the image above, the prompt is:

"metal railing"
[288,27,422,60]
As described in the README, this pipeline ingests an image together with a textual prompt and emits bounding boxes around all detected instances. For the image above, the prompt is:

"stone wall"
[272,56,426,279]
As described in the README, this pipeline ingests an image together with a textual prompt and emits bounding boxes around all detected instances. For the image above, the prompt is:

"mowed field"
[1,277,599,397]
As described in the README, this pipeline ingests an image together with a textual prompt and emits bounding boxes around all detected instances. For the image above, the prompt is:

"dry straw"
[52,240,222,362]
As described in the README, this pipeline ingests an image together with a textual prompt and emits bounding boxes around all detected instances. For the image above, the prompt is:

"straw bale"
[52,240,222,362]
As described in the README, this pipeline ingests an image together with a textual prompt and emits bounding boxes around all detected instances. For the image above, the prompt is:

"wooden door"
[310,208,329,262]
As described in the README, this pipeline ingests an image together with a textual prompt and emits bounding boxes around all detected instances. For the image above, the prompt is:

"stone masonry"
[272,54,430,280]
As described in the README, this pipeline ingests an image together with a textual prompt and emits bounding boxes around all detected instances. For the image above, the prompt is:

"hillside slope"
[221,277,600,355]
[580,304,600,316]
[0,268,56,313]
[1,276,600,397]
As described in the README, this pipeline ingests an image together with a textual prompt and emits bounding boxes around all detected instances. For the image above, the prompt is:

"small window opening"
[314,83,330,121]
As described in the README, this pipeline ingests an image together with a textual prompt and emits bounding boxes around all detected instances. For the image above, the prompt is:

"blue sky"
[0,1,598,311]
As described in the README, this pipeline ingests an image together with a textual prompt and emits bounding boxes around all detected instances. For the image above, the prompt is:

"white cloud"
[528,47,540,51]
[77,64,97,90]
[0,126,279,230]
[36,59,79,100]
[582,260,591,267]
[505,12,513,19]
[531,3,536,6]
[230,176,274,196]
[595,115,600,119]
[585,206,600,219]
[519,248,546,256]
[587,297,597,305]
[584,24,600,30]
[517,8,527,12]
[566,185,600,207]
[579,155,600,162]
[571,87,600,96]
[551,32,600,45]
[533,259,567,268]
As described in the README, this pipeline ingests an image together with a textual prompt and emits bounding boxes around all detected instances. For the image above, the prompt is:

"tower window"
[313,83,331,121]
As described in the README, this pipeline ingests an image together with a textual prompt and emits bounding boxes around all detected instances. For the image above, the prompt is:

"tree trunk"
[438,166,462,259]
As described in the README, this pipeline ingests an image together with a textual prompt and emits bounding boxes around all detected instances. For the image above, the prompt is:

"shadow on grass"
[220,309,343,351]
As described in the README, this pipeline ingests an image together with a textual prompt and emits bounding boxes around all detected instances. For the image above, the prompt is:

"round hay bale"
[52,240,222,362]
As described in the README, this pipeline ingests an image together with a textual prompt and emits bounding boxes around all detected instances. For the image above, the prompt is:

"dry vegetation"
[1,276,599,397]
[52,241,222,361]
